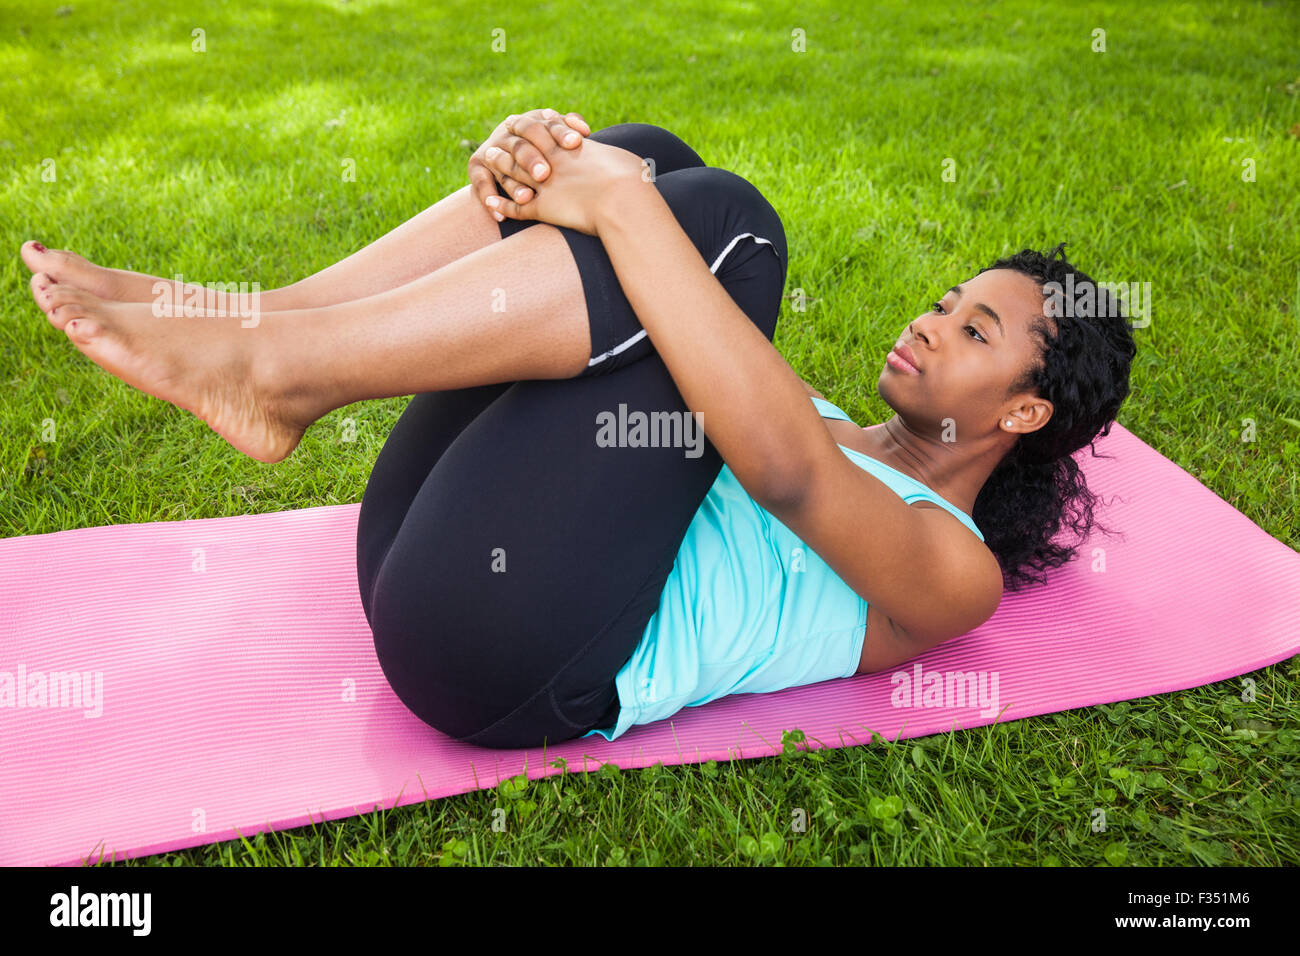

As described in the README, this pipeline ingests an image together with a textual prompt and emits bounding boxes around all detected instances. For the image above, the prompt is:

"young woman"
[21,109,1137,749]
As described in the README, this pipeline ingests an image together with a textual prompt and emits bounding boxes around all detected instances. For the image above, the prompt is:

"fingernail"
[515,188,529,200]
[564,132,578,146]
[492,211,504,222]
[485,146,500,159]
[533,163,547,177]
[32,241,46,253]
[485,196,499,209]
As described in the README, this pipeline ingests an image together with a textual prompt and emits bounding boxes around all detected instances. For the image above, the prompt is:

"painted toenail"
[33,242,46,253]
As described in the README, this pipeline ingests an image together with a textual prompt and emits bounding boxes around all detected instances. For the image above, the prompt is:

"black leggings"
[357,123,788,749]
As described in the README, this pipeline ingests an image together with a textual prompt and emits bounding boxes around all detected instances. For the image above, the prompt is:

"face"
[877,268,1054,440]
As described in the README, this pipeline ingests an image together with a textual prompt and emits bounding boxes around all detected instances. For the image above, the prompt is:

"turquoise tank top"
[583,395,985,742]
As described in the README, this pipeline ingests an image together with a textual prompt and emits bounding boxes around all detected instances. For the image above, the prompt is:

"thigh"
[504,164,788,382]
[574,164,789,377]
[368,353,726,743]
[493,123,713,373]
[355,383,512,629]
[370,163,788,747]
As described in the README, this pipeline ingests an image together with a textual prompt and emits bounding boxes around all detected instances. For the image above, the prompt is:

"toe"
[29,272,57,311]
[46,286,93,330]
[20,240,52,274]
[65,318,101,344]
[20,241,82,283]
[21,240,43,264]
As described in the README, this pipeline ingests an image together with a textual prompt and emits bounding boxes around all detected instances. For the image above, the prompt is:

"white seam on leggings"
[587,232,780,368]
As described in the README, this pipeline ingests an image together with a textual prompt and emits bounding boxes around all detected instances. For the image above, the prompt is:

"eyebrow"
[947,284,1005,340]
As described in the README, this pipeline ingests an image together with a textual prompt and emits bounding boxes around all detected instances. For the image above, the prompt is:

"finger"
[484,192,528,222]
[468,159,498,207]
[530,108,583,148]
[498,173,532,204]
[471,158,507,209]
[507,113,566,172]
[563,112,592,137]
[485,142,543,191]
[547,118,583,148]
[489,131,549,185]
[536,106,588,138]
[480,143,535,195]
[482,144,516,178]
[481,146,538,202]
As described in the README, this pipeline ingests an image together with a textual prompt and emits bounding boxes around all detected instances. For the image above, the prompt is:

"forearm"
[595,180,834,505]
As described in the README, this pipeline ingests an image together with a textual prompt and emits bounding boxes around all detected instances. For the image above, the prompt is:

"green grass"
[2,0,1297,865]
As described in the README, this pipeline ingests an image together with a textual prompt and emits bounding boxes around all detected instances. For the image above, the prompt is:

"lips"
[890,343,922,372]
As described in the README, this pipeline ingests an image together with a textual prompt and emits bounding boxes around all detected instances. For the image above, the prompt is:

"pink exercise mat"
[1,421,1297,866]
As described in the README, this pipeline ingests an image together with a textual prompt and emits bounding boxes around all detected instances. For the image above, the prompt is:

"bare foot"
[29,275,315,464]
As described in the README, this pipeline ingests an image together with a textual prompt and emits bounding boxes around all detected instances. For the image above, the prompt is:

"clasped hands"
[467,108,649,236]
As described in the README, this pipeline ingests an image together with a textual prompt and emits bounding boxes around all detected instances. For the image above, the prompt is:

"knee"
[588,122,706,176]
[657,166,789,298]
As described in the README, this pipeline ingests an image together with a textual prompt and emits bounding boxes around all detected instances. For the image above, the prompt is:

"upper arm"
[763,448,1003,648]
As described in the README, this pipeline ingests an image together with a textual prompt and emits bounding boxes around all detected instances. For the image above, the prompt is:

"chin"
[875,370,899,408]
[876,376,920,424]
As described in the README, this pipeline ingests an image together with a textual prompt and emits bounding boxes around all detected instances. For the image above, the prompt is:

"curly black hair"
[970,242,1139,592]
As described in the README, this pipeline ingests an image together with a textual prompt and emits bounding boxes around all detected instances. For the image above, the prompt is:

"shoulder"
[900,501,1003,639]
[767,452,1001,649]
[909,500,998,578]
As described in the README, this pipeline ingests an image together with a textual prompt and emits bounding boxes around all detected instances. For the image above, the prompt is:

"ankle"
[249,314,337,432]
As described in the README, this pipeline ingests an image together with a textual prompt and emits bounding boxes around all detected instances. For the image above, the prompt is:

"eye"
[934,300,986,342]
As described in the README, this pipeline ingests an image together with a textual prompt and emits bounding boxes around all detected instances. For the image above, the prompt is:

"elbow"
[754,461,810,515]
[751,427,838,514]
[755,442,832,515]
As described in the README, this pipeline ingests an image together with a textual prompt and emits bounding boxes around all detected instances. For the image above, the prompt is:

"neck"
[859,417,1013,516]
